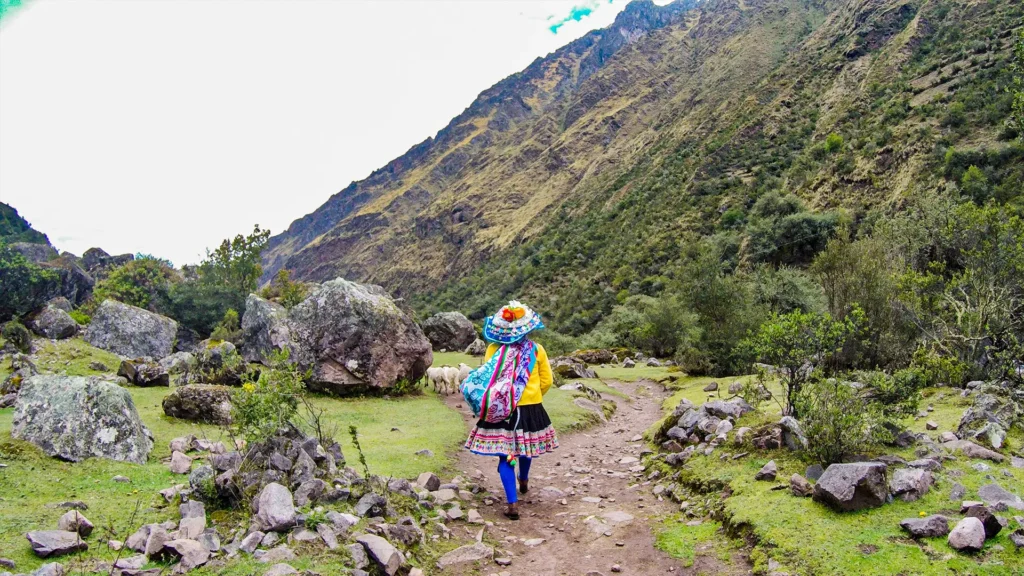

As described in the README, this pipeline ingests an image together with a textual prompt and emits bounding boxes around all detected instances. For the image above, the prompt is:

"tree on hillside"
[740,307,864,418]
[0,241,59,321]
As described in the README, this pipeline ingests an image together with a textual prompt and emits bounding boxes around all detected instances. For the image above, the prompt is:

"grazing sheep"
[458,363,471,385]
[442,366,461,395]
[425,366,449,394]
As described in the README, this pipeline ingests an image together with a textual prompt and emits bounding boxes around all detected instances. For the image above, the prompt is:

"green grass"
[656,518,731,568]
[595,363,677,382]
[652,376,1024,576]
[0,339,468,573]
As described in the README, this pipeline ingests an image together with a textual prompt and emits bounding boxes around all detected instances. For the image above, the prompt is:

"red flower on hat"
[501,308,516,322]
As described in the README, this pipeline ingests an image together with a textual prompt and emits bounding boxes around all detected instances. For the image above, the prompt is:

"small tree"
[796,378,868,465]
[231,350,305,444]
[740,307,864,417]
[199,225,271,298]
[824,133,844,155]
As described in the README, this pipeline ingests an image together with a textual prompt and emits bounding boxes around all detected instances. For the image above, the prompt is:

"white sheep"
[458,363,471,385]
[425,366,449,395]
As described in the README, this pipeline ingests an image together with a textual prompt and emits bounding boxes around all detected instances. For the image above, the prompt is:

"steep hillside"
[0,202,49,245]
[266,0,1024,331]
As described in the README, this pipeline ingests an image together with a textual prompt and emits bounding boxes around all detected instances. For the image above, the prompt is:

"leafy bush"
[824,133,845,154]
[68,310,91,326]
[796,377,869,465]
[231,350,305,444]
[0,242,59,321]
[89,256,178,312]
[2,321,32,353]
[166,280,246,337]
[260,269,309,309]
[739,307,864,417]
[597,295,699,358]
[210,309,241,343]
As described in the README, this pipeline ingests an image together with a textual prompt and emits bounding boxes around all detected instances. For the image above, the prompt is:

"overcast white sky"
[0,0,655,265]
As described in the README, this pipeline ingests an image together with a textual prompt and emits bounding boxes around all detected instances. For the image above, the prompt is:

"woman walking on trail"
[463,301,558,520]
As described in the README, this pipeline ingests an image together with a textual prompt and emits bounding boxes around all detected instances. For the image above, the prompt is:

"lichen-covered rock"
[889,468,932,502]
[12,375,153,464]
[900,515,949,538]
[957,386,1021,450]
[242,279,432,393]
[10,242,58,263]
[25,530,87,558]
[189,340,246,385]
[256,483,297,533]
[39,255,95,306]
[240,295,294,364]
[812,463,888,511]
[421,312,477,352]
[31,306,78,340]
[84,300,177,359]
[159,352,196,375]
[162,385,233,424]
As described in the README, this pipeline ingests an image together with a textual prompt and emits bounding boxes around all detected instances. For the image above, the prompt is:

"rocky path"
[443,379,753,576]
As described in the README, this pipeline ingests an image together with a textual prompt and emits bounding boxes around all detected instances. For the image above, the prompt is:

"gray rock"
[56,510,93,537]
[256,483,297,532]
[889,468,932,502]
[779,416,807,451]
[294,479,327,507]
[436,542,494,569]
[179,500,205,519]
[255,545,296,564]
[950,483,967,501]
[263,564,299,576]
[703,382,718,392]
[196,531,220,553]
[417,472,441,492]
[162,385,233,425]
[812,463,888,511]
[347,543,369,570]
[728,381,743,395]
[622,358,635,368]
[355,493,387,517]
[240,295,296,364]
[239,531,265,554]
[30,562,65,576]
[316,523,338,549]
[84,300,177,359]
[422,312,477,352]
[966,505,1003,538]
[907,458,941,471]
[12,375,153,464]
[978,484,1024,510]
[159,352,196,375]
[755,460,777,481]
[1009,528,1024,549]
[114,555,148,570]
[958,389,1021,450]
[356,534,405,576]
[26,531,87,558]
[39,255,95,306]
[31,306,78,340]
[942,440,1005,462]
[117,359,169,387]
[326,511,359,532]
[900,515,950,538]
[790,474,813,497]
[189,465,216,498]
[10,242,58,263]
[551,357,597,379]
[464,339,487,356]
[169,451,193,474]
[125,524,170,557]
[948,517,985,552]
[156,539,210,570]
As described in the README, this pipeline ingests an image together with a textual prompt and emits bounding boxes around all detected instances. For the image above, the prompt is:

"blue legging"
[497,455,532,504]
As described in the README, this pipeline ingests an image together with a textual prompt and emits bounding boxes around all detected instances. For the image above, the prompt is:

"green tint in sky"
[0,0,26,23]
[548,0,613,34]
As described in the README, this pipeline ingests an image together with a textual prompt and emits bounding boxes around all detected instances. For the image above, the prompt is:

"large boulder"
[421,312,477,352]
[85,300,178,359]
[12,375,153,463]
[30,306,78,340]
[81,248,134,279]
[190,340,245,385]
[464,339,487,356]
[812,463,888,511]
[10,242,58,263]
[242,279,433,393]
[948,517,985,553]
[889,468,932,502]
[162,385,233,425]
[240,295,294,363]
[38,255,94,306]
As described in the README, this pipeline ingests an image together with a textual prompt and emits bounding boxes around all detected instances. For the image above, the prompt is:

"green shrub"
[796,377,869,465]
[0,242,59,321]
[824,133,845,154]
[210,309,241,343]
[909,347,970,387]
[68,309,91,325]
[1,320,32,353]
[597,295,699,358]
[260,269,309,309]
[166,281,246,338]
[89,256,178,313]
[231,350,305,444]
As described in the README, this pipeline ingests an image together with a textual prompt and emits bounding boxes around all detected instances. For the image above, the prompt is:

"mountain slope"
[266,0,1024,331]
[0,202,50,245]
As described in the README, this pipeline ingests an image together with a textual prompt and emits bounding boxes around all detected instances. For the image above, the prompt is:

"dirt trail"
[443,379,753,576]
